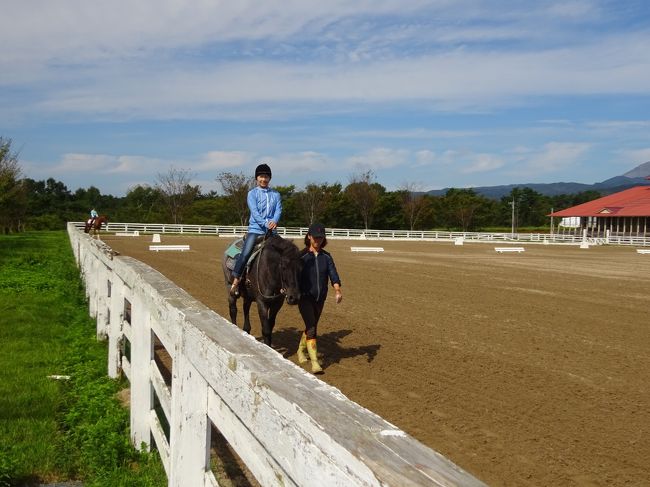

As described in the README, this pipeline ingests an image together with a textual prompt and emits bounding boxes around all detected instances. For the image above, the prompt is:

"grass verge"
[0,231,166,486]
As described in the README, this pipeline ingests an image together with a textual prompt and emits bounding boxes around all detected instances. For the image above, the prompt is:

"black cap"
[255,163,272,178]
[308,222,326,237]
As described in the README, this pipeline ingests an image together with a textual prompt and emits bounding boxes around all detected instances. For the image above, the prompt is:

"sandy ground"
[101,234,650,486]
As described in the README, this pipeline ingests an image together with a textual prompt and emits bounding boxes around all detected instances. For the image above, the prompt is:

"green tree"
[398,182,430,230]
[120,185,164,223]
[0,137,27,233]
[155,167,200,223]
[296,182,334,226]
[185,195,232,225]
[345,170,380,230]
[440,188,494,231]
[500,187,552,230]
[216,171,255,225]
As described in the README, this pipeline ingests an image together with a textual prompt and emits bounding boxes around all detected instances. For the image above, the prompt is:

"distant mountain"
[427,161,650,199]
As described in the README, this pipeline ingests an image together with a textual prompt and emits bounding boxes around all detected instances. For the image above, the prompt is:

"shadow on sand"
[266,327,380,371]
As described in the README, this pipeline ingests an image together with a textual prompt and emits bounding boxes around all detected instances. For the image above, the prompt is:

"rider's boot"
[229,277,240,297]
[306,338,323,374]
[296,332,308,364]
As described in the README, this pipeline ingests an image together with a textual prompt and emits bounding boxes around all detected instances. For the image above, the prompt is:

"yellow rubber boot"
[306,338,323,374]
[296,332,308,364]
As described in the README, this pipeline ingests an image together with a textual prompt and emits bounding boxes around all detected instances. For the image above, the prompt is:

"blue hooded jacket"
[247,186,282,234]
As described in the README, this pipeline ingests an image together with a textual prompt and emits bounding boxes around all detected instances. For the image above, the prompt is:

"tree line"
[1,137,600,234]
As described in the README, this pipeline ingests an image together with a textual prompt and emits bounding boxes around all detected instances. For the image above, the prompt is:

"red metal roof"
[550,186,650,217]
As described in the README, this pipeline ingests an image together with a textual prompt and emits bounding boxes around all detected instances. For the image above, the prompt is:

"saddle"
[224,234,267,274]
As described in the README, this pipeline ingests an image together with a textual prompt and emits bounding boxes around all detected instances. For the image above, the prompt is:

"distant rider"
[89,208,98,226]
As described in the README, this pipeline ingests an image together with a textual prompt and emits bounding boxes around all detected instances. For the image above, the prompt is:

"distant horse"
[84,215,108,237]
[222,233,302,346]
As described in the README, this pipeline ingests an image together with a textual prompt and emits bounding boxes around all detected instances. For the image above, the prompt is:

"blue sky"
[2,0,650,196]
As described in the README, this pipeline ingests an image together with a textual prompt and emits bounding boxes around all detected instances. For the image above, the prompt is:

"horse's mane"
[266,234,299,257]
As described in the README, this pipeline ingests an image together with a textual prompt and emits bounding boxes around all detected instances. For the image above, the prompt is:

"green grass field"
[0,232,166,487]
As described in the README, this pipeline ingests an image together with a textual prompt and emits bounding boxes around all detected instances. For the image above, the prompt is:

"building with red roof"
[549,186,650,237]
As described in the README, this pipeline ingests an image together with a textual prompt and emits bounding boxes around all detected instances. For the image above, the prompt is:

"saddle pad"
[225,239,244,259]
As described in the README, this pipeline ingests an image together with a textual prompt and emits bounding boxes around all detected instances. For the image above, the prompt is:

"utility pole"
[509,198,515,237]
[550,207,554,236]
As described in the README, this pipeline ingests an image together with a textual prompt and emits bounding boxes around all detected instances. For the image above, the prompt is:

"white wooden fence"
[73,221,650,247]
[68,223,485,487]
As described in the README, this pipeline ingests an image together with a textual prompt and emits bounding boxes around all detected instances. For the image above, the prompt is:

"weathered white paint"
[69,223,486,487]
[494,247,525,253]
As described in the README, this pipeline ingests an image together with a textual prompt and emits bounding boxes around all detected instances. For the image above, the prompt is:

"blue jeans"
[232,232,260,278]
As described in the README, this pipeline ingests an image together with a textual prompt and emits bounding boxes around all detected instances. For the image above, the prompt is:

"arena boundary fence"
[68,223,485,487]
[73,221,650,247]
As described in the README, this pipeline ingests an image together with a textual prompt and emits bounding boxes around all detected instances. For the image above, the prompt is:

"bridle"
[254,240,288,300]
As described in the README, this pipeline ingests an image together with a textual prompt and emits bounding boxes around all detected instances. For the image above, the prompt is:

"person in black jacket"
[296,222,342,373]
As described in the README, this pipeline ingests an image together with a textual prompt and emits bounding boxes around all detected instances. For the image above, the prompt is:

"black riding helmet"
[255,163,272,178]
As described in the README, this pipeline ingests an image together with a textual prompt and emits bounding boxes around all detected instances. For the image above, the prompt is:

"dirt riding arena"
[102,234,650,486]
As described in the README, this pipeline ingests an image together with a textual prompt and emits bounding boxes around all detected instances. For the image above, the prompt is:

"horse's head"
[268,235,302,305]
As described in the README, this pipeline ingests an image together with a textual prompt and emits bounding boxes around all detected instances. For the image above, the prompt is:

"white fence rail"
[73,221,650,247]
[69,223,485,487]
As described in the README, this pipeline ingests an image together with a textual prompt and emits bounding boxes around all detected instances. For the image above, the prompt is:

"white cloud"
[518,142,590,174]
[461,153,505,173]
[196,151,253,171]
[52,153,170,179]
[414,150,436,166]
[265,151,331,175]
[617,148,650,166]
[55,153,115,172]
[3,2,650,122]
[345,148,410,169]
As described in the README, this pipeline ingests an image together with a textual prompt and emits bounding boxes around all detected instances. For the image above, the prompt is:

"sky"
[2,0,650,197]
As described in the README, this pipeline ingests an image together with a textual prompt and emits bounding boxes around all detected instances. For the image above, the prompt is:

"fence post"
[129,292,153,451]
[96,263,109,340]
[107,278,124,379]
[169,351,210,486]
[87,255,99,319]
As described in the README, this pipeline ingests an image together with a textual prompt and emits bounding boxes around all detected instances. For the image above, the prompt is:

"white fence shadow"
[69,223,485,487]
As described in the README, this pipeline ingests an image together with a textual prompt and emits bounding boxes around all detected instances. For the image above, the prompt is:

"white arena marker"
[152,233,161,243]
[350,246,384,252]
[636,249,650,254]
[494,247,525,253]
[149,245,190,252]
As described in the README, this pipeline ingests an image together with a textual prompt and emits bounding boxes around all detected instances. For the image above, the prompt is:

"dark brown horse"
[84,215,108,237]
[222,233,302,346]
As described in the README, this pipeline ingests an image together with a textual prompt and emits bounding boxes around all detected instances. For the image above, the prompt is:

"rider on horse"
[89,208,98,227]
[229,163,282,297]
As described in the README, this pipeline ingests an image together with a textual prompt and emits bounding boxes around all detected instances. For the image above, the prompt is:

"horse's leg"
[226,286,238,326]
[256,301,273,346]
[260,300,282,347]
[242,297,252,335]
